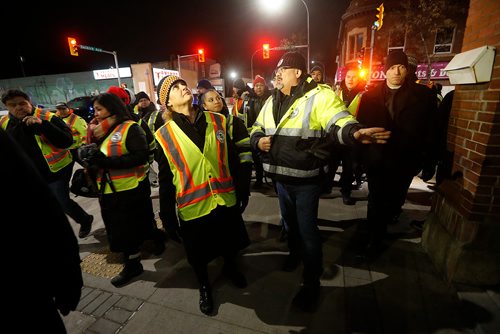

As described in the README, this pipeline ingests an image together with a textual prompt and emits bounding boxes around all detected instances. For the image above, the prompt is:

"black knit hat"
[384,50,409,72]
[310,65,322,73]
[275,51,307,73]
[156,75,185,106]
[135,91,150,102]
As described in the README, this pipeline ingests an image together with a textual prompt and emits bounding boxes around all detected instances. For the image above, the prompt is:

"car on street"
[67,96,94,123]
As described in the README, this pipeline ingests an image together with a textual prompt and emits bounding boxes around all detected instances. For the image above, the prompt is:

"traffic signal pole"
[79,44,122,86]
[368,25,376,85]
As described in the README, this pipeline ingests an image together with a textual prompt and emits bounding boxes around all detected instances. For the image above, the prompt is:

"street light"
[258,0,310,72]
[300,0,310,73]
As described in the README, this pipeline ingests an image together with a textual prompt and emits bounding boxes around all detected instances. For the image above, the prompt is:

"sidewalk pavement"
[63,177,500,334]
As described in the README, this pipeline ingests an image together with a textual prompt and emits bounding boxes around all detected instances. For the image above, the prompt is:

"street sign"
[79,45,104,52]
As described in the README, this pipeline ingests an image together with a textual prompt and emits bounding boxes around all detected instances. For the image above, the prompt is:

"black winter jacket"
[356,80,438,174]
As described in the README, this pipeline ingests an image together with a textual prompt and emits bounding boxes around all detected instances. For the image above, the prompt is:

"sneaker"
[78,215,94,238]
[292,284,320,312]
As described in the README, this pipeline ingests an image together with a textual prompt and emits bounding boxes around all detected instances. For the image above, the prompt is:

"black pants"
[366,168,414,242]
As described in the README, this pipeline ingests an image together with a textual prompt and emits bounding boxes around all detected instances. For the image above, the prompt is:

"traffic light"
[198,48,205,62]
[67,37,78,56]
[375,3,384,30]
[263,44,270,59]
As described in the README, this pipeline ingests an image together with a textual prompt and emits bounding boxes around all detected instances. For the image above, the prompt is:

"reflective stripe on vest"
[155,112,236,221]
[147,110,160,133]
[97,120,147,194]
[253,84,356,178]
[62,113,87,149]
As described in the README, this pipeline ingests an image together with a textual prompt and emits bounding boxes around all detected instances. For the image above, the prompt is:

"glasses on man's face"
[277,66,292,74]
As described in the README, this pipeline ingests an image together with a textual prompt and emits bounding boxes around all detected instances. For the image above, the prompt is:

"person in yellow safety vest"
[134,91,164,188]
[0,89,94,238]
[106,86,166,253]
[55,102,88,161]
[81,92,154,287]
[199,88,253,201]
[250,51,391,312]
[154,75,250,316]
[334,66,367,205]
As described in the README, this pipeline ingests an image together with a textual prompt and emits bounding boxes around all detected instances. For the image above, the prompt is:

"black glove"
[78,143,98,162]
[88,151,106,167]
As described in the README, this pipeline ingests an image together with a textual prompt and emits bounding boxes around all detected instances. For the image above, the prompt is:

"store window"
[434,27,455,54]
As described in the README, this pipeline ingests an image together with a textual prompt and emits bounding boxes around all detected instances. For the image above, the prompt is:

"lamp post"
[300,0,310,73]
[258,0,310,72]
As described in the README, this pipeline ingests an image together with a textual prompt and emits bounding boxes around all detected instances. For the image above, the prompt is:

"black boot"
[199,285,214,315]
[111,256,143,287]
[78,215,94,238]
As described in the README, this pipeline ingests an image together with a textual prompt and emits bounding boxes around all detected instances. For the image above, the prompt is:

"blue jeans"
[49,164,91,226]
[275,181,323,286]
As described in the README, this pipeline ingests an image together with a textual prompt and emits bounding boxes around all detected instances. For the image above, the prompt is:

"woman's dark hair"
[92,93,131,123]
[199,89,229,116]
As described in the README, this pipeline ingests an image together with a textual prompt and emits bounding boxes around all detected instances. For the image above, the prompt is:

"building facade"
[335,0,469,95]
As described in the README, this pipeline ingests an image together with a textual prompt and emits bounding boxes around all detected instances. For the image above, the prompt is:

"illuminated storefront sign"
[93,67,131,80]
[336,62,449,82]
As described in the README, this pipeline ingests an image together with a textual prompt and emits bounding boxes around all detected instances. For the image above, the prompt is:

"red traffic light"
[198,48,205,62]
[263,44,270,59]
[67,37,79,56]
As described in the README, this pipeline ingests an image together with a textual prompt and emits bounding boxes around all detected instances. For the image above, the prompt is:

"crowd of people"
[1,49,448,329]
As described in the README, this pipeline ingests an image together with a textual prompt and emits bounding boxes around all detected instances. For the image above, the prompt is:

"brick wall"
[446,0,500,223]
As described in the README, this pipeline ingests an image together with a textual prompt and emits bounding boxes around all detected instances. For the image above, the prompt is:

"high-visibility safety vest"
[146,110,160,134]
[225,113,253,164]
[0,108,73,173]
[60,112,88,149]
[250,78,358,180]
[155,111,236,221]
[97,120,147,194]
[339,90,363,117]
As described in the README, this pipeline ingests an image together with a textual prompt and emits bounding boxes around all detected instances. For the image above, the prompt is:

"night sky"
[3,0,349,81]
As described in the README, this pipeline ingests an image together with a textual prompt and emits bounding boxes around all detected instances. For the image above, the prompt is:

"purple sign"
[335,62,449,82]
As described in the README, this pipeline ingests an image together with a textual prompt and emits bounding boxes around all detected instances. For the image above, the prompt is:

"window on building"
[388,30,405,53]
[434,27,455,54]
[346,29,366,62]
